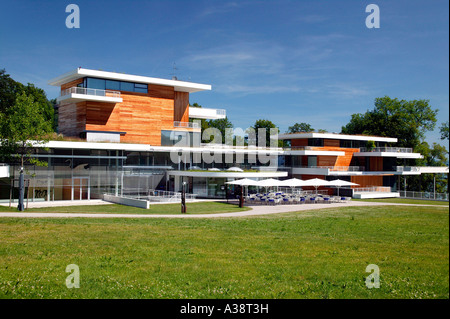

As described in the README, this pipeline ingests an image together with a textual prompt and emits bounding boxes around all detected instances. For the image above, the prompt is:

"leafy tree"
[207,117,233,144]
[0,92,54,210]
[342,96,444,193]
[341,96,438,149]
[407,142,448,193]
[0,69,56,130]
[189,102,234,144]
[189,102,210,132]
[250,119,280,147]
[440,121,449,140]
[287,122,314,133]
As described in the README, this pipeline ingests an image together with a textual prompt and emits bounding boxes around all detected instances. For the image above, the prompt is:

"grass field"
[354,198,449,206]
[0,203,448,299]
[0,201,251,215]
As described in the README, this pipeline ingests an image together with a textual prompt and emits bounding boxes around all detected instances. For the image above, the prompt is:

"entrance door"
[72,177,90,200]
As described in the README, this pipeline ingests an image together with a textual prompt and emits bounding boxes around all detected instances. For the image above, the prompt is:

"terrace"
[57,87,123,103]
[189,106,226,120]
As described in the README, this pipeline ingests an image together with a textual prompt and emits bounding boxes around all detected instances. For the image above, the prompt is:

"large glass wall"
[0,148,124,203]
[82,77,148,94]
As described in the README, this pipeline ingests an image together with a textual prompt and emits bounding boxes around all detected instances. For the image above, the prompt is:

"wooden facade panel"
[351,176,384,188]
[174,91,189,123]
[59,84,182,145]
[369,157,383,171]
[58,101,86,137]
[312,147,360,168]
[148,84,175,100]
[317,155,337,167]
[291,139,308,147]
[324,139,340,147]
[61,78,84,91]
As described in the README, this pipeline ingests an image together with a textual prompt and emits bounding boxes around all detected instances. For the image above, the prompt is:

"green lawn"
[0,201,251,215]
[354,198,449,206]
[0,204,448,299]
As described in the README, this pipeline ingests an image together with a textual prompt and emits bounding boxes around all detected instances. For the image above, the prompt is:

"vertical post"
[404,176,406,197]
[433,175,436,200]
[26,179,29,210]
[181,181,187,213]
[9,178,13,208]
[18,167,24,211]
[239,186,244,208]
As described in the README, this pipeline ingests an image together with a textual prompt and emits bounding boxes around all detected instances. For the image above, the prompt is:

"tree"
[407,142,448,193]
[341,96,443,193]
[440,121,449,140]
[250,119,280,147]
[189,102,234,144]
[287,122,314,133]
[0,69,56,130]
[0,92,54,210]
[341,96,438,149]
[207,117,233,144]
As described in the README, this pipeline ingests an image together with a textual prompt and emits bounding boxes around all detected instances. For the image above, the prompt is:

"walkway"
[0,201,446,219]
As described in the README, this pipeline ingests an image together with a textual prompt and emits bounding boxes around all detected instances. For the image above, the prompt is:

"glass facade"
[84,77,148,94]
[161,130,201,147]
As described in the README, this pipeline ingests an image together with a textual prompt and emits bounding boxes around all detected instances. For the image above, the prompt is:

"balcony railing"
[308,166,365,172]
[189,106,226,119]
[61,87,121,98]
[353,186,392,193]
[399,191,449,201]
[173,121,199,129]
[395,166,421,172]
[359,147,413,153]
[216,109,226,116]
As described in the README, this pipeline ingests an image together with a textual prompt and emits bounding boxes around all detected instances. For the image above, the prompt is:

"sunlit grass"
[0,205,448,299]
[0,201,251,215]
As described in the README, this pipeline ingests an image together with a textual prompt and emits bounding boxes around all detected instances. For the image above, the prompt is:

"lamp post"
[181,181,187,213]
[18,166,24,211]
[239,185,244,208]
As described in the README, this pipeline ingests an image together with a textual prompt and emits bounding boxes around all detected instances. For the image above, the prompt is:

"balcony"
[173,121,200,130]
[355,147,423,159]
[57,87,123,104]
[189,106,226,120]
[0,164,9,178]
[291,165,365,176]
[359,147,413,153]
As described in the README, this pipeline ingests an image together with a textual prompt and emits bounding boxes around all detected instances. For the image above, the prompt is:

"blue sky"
[0,0,448,148]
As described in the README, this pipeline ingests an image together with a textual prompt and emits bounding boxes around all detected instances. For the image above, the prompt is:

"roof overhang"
[278,132,397,143]
[48,68,211,93]
[168,170,288,178]
[354,152,423,159]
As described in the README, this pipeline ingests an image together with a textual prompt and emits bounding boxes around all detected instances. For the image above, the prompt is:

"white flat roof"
[354,151,423,159]
[48,68,211,93]
[278,132,397,143]
[37,140,347,156]
[169,170,288,178]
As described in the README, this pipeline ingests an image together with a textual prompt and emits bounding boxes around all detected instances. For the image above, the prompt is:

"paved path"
[0,201,446,219]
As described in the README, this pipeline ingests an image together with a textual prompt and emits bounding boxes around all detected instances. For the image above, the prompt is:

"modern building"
[0,68,448,203]
[278,132,448,198]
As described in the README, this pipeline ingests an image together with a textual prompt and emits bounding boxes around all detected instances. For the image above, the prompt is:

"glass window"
[308,138,323,147]
[307,156,317,167]
[120,81,135,92]
[106,80,120,91]
[86,78,106,90]
[134,83,148,93]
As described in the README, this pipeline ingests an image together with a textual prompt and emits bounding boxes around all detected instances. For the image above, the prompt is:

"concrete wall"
[103,194,149,209]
